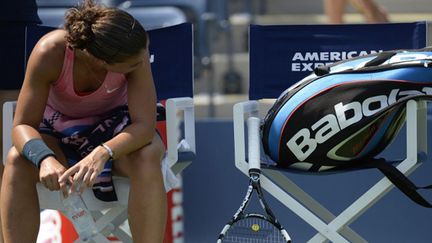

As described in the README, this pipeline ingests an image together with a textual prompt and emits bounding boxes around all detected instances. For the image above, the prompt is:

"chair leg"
[113,227,133,243]
[264,169,367,243]
[308,157,418,242]
[92,207,131,242]
[109,210,132,243]
[417,100,428,154]
[85,204,133,242]
[260,174,351,242]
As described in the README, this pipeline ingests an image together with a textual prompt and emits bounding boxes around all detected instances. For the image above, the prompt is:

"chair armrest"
[165,97,196,168]
[3,101,16,163]
[233,100,259,175]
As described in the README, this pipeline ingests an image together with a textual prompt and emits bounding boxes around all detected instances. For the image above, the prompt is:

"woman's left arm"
[60,50,158,189]
[105,50,158,159]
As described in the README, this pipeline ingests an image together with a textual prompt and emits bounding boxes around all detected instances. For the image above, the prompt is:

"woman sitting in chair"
[1,0,169,242]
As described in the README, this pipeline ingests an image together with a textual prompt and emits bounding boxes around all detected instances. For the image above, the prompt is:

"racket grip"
[247,117,261,171]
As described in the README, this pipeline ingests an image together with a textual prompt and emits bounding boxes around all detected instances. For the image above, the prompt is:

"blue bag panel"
[249,22,428,100]
[266,65,432,161]
[265,79,432,165]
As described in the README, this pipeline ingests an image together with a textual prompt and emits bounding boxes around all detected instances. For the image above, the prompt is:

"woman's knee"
[136,142,164,167]
[120,140,165,178]
[5,147,24,166]
[3,146,38,182]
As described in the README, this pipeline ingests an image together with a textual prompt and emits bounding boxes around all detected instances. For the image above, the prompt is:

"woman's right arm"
[12,30,64,151]
[11,30,70,191]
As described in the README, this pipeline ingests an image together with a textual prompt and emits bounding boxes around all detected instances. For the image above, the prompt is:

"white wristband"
[101,143,114,160]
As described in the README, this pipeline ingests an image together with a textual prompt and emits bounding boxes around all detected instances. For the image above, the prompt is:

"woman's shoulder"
[33,29,67,61]
[27,29,68,81]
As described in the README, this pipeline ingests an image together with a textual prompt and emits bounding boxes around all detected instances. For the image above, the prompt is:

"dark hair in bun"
[64,0,148,64]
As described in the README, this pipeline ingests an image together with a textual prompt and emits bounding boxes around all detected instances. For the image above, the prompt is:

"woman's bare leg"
[0,90,20,242]
[1,147,40,242]
[113,135,167,243]
[350,0,389,23]
[1,135,67,243]
[324,0,348,24]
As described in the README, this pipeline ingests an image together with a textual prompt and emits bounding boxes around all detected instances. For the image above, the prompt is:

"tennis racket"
[217,117,292,243]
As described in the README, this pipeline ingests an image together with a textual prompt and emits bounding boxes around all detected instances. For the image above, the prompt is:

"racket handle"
[247,117,261,171]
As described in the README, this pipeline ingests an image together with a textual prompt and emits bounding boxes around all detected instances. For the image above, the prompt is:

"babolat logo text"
[287,87,432,161]
[291,50,381,72]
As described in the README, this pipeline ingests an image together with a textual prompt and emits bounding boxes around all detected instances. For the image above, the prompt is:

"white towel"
[161,155,179,192]
[161,139,193,191]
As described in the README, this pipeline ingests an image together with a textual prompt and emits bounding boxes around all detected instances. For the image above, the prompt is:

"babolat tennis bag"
[262,48,432,207]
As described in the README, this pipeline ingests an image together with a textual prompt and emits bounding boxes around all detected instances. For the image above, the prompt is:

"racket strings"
[223,217,286,243]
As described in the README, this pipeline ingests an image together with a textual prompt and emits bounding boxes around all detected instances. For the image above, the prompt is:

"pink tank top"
[46,47,128,118]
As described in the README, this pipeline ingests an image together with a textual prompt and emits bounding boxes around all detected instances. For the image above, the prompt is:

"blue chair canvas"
[249,22,427,100]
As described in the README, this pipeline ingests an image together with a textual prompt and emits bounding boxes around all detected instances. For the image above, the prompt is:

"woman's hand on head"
[58,146,110,194]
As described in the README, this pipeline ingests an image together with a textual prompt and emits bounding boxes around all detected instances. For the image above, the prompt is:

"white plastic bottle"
[62,190,99,241]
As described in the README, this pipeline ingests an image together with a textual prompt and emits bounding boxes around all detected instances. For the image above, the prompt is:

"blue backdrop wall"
[182,119,432,243]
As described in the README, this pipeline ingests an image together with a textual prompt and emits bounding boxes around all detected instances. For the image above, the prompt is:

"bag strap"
[314,49,432,77]
[363,51,398,67]
[365,158,432,208]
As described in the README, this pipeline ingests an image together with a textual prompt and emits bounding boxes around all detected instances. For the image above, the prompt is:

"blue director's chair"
[233,22,430,242]
[3,23,195,242]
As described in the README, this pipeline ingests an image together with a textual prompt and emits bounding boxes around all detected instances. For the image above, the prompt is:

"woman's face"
[104,48,148,74]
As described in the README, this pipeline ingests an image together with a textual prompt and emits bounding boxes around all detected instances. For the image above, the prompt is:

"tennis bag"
[262,48,432,207]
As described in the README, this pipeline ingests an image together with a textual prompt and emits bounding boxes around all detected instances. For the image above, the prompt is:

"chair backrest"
[147,23,193,99]
[24,23,193,100]
[249,22,429,100]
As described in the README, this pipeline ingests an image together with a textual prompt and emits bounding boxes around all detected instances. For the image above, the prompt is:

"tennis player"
[1,0,168,242]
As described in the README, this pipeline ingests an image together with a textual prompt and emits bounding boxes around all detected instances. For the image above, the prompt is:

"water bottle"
[61,189,99,241]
